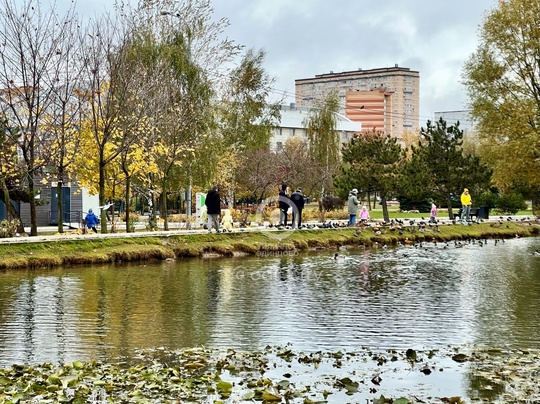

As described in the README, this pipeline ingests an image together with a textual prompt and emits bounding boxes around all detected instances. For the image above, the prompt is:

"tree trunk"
[1,178,11,221]
[318,186,326,221]
[28,173,38,236]
[162,180,169,231]
[57,181,64,233]
[381,194,389,222]
[228,188,234,209]
[447,195,454,219]
[99,162,108,233]
[149,191,157,230]
[125,176,132,232]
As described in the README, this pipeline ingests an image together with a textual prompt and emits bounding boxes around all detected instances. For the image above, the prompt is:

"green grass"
[1,221,538,271]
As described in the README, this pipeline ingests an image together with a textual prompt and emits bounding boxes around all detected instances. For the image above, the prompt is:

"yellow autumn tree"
[463,0,540,209]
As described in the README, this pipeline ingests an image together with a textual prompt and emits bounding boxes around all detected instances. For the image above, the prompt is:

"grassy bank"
[1,221,539,271]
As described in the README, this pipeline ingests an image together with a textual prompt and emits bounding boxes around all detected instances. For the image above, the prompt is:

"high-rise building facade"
[295,65,420,138]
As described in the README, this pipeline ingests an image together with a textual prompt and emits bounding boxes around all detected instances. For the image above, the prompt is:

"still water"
[1,237,540,368]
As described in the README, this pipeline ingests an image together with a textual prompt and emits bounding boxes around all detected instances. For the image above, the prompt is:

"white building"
[434,110,475,134]
[271,103,362,151]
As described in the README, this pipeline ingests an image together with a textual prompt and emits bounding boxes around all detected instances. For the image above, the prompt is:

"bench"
[457,207,479,220]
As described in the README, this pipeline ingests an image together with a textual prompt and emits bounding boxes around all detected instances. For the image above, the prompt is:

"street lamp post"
[161,10,193,219]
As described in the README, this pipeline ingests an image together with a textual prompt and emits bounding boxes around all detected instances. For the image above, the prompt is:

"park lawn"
[0,221,538,271]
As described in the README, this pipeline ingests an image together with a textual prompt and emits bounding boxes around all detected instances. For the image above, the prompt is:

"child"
[430,203,437,223]
[84,208,99,233]
[221,209,234,232]
[359,205,370,222]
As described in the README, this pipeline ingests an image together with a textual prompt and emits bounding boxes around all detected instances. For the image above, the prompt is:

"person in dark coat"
[84,208,99,233]
[278,182,290,226]
[290,187,305,229]
[205,186,221,233]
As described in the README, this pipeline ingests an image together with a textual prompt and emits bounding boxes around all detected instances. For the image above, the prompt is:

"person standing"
[278,183,290,226]
[290,187,305,229]
[84,208,99,233]
[205,186,221,233]
[359,205,370,222]
[430,203,438,224]
[348,188,359,226]
[460,188,472,224]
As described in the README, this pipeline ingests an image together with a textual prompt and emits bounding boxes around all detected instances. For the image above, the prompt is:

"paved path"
[1,215,535,245]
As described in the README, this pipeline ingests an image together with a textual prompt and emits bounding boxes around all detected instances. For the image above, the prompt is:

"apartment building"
[295,65,420,138]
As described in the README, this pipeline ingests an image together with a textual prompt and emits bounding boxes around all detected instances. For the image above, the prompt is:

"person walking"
[84,208,99,233]
[348,188,359,226]
[359,205,370,222]
[278,183,290,226]
[460,188,472,224]
[205,186,221,233]
[430,203,438,224]
[290,187,305,229]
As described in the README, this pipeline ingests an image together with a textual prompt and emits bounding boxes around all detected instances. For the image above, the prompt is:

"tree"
[219,48,281,207]
[462,0,540,209]
[220,49,281,152]
[77,14,137,233]
[274,136,312,189]
[401,119,492,218]
[0,0,76,235]
[0,118,24,229]
[44,12,86,233]
[130,0,244,228]
[303,91,341,219]
[335,131,405,222]
[235,148,280,203]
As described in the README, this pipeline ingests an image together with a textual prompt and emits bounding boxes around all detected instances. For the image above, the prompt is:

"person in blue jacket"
[85,208,100,233]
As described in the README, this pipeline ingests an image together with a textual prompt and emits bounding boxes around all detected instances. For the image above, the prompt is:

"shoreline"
[1,221,539,270]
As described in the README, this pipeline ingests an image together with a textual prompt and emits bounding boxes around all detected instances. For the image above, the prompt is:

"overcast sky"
[77,0,496,125]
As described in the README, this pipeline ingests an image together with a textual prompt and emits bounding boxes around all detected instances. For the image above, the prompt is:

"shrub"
[321,195,345,212]
[0,219,20,238]
[475,191,499,209]
[496,193,527,214]
[396,195,432,212]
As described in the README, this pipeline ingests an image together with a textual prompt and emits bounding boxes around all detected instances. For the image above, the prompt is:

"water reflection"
[0,237,539,369]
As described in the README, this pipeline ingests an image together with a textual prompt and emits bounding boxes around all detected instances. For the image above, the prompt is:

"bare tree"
[45,10,86,233]
[0,0,78,235]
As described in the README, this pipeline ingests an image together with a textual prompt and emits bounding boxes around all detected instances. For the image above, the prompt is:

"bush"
[321,195,345,211]
[396,196,432,212]
[475,190,499,209]
[0,219,20,238]
[120,211,144,222]
[496,193,527,214]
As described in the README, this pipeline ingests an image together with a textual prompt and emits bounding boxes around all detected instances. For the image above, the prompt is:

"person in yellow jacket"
[460,188,472,224]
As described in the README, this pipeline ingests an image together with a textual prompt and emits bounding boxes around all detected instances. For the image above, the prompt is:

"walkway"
[0,214,534,245]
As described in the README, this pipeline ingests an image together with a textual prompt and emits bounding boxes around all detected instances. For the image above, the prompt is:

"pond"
[1,236,540,401]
